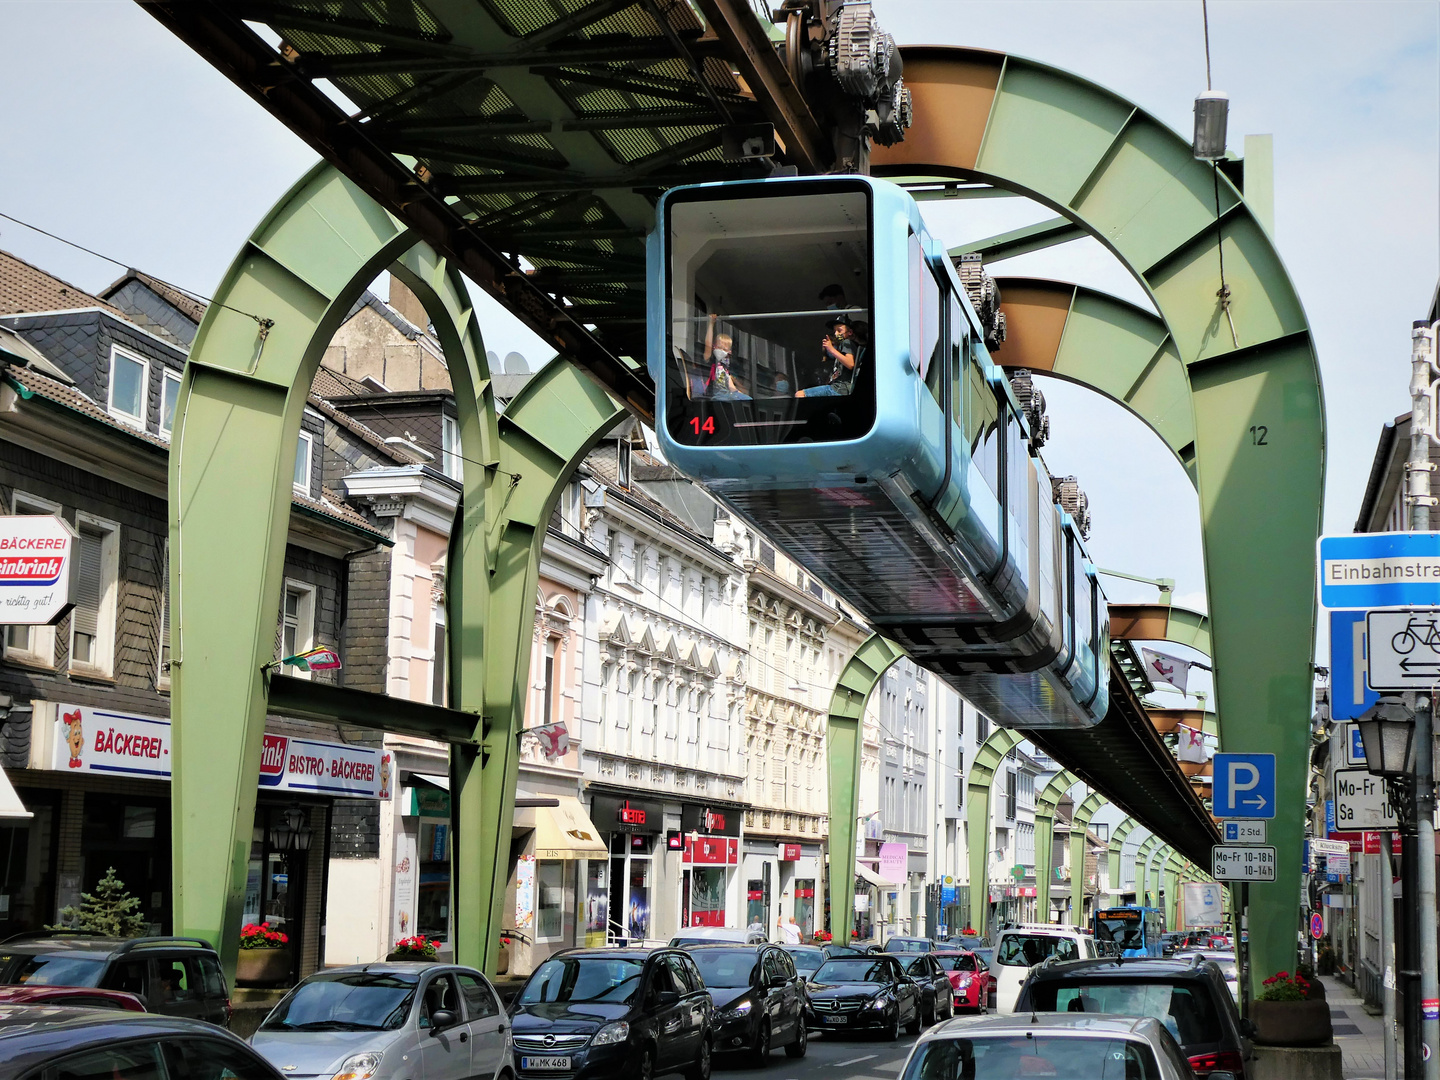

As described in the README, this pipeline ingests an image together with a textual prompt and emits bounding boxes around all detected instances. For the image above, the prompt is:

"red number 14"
[689,417,715,435]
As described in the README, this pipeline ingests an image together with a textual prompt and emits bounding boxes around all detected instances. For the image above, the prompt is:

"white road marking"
[876,1064,904,1072]
[832,1056,878,1068]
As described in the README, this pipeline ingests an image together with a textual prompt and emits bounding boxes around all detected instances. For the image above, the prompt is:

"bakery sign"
[51,705,383,798]
[0,515,78,626]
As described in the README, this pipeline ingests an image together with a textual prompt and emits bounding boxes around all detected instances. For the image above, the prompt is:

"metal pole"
[1381,828,1399,1080]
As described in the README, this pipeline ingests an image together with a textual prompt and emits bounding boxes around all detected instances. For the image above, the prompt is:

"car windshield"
[936,955,978,972]
[519,957,646,1004]
[690,950,757,989]
[814,959,891,984]
[972,949,995,966]
[261,972,418,1031]
[784,947,824,972]
[886,940,929,953]
[0,954,105,987]
[1028,981,1223,1046]
[902,1035,1159,1080]
[996,936,1078,966]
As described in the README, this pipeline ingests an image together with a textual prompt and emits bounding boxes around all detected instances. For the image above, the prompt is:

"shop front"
[590,793,665,943]
[679,803,742,930]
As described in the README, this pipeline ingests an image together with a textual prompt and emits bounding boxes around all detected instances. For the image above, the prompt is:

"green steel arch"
[1034,769,1078,918]
[1164,850,1187,928]
[826,634,906,940]
[171,163,622,974]
[877,47,1323,991]
[965,728,1027,939]
[1069,791,1107,923]
[1107,818,1139,903]
[1133,835,1162,906]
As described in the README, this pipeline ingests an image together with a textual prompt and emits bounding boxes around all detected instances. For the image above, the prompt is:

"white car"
[668,926,767,946]
[897,1011,1199,1080]
[1175,949,1240,1000]
[990,926,1100,1013]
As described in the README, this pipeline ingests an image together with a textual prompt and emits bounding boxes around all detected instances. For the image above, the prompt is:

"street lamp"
[1355,696,1417,779]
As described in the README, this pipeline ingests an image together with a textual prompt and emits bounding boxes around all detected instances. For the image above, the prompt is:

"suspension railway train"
[647,175,1109,729]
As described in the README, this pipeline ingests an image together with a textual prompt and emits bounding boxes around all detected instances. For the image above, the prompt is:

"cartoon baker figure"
[61,709,84,769]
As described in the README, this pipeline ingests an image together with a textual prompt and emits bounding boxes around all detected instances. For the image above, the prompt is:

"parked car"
[804,954,920,1039]
[1175,949,1241,1001]
[509,948,713,1080]
[822,944,871,959]
[776,945,824,980]
[0,984,146,1011]
[1209,934,1233,950]
[0,1007,282,1080]
[931,950,993,1013]
[0,932,230,1026]
[1014,956,1254,1078]
[990,926,1095,1013]
[946,934,985,950]
[250,963,509,1080]
[880,936,939,955]
[896,1010,1198,1080]
[684,945,806,1064]
[897,954,954,1026]
[1160,932,1189,957]
[668,928,766,947]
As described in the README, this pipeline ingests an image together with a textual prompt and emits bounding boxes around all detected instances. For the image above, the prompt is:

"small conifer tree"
[50,867,147,938]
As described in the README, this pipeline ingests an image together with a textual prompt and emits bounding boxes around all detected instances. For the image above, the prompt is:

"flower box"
[236,947,291,986]
[1251,999,1332,1046]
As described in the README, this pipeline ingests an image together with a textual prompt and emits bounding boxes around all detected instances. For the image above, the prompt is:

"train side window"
[1036,477,1059,630]
[949,294,967,430]
[1073,548,1094,676]
[921,272,944,401]
[1006,410,1030,582]
[966,368,1000,497]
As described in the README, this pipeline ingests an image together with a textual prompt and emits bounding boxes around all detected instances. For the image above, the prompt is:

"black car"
[0,933,231,1027]
[1014,957,1255,1079]
[1159,933,1188,958]
[0,1006,281,1080]
[805,954,920,1040]
[776,944,825,980]
[510,948,713,1080]
[880,936,938,955]
[898,954,954,1026]
[685,945,807,1064]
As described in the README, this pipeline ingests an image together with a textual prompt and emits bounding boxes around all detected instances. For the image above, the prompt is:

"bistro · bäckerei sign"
[0,515,78,626]
[52,704,384,798]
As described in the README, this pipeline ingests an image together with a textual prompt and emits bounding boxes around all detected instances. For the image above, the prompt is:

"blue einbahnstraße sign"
[1318,532,1440,609]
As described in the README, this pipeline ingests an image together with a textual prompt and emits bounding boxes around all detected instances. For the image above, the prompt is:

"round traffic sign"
[1310,912,1324,939]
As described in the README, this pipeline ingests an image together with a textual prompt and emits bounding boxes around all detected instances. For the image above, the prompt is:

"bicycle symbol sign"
[1366,609,1440,690]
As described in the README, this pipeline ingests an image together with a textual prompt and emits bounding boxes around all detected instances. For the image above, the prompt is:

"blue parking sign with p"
[1213,753,1276,819]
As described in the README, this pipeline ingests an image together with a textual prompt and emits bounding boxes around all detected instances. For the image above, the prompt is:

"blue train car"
[647,175,1108,729]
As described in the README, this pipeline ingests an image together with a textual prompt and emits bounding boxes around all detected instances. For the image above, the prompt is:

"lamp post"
[268,804,313,982]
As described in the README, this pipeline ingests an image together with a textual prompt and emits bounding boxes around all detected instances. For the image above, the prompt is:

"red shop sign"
[796,886,815,899]
[781,843,801,861]
[684,836,739,866]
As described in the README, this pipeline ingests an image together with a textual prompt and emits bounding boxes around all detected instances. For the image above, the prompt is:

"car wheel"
[923,996,936,1027]
[751,1019,772,1067]
[906,1003,921,1036]
[785,1022,807,1059]
[638,1045,655,1080]
[688,1037,712,1080]
[884,1010,900,1041]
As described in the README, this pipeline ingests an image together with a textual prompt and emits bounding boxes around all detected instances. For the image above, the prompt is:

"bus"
[1093,906,1165,958]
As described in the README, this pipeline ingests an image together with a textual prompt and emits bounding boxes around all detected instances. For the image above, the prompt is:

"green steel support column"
[1034,770,1078,921]
[468,358,623,971]
[1069,792,1106,923]
[171,165,497,971]
[876,48,1324,993]
[1107,819,1138,904]
[1150,845,1172,910]
[965,730,1025,941]
[826,635,905,941]
[1164,852,1186,928]
[1134,836,1161,907]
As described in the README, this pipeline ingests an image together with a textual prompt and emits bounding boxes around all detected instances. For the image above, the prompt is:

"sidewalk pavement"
[1320,975,1388,1079]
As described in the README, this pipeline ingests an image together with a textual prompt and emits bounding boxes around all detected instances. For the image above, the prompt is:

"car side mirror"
[656,990,680,1007]
[429,1009,458,1032]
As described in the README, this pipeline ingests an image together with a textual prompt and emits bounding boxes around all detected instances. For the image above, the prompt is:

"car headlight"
[592,1021,630,1046]
[869,996,887,1011]
[726,999,753,1016]
[332,1053,382,1080]
[956,975,972,990]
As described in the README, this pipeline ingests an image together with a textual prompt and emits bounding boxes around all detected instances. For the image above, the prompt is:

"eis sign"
[0,515,78,626]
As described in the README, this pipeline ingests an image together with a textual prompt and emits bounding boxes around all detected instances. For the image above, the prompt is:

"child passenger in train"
[703,312,750,399]
[796,317,861,397]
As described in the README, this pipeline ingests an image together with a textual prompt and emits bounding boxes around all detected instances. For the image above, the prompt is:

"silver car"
[250,963,511,1080]
[896,1012,1201,1080]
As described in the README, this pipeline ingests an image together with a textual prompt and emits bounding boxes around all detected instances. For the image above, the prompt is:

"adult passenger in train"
[796,317,860,397]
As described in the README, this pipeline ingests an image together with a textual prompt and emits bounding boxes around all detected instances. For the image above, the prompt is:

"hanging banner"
[1182,882,1225,927]
[0,515,78,626]
[515,855,536,931]
[879,842,908,883]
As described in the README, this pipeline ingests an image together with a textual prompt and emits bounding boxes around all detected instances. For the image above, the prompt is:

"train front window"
[665,186,873,445]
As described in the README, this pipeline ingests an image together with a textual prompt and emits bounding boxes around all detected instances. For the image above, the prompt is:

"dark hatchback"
[1015,957,1254,1079]
[0,934,230,1027]
[684,945,807,1064]
[804,955,919,1040]
[897,954,954,1025]
[0,1007,280,1080]
[510,948,713,1080]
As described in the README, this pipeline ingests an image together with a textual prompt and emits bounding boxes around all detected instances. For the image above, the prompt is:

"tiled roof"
[101,269,207,324]
[306,393,420,466]
[0,249,125,319]
[294,485,392,543]
[312,364,372,399]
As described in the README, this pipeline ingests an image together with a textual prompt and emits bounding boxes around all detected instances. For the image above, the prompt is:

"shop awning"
[0,766,32,820]
[517,795,607,860]
[413,773,449,790]
[855,862,896,890]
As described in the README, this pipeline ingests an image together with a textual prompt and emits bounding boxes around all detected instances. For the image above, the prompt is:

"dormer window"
[107,346,148,429]
[293,431,313,495]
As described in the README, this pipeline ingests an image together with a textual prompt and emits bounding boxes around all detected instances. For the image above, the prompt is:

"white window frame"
[281,579,316,679]
[159,369,183,438]
[107,345,149,430]
[441,413,463,481]
[4,491,62,667]
[293,432,314,495]
[69,512,120,679]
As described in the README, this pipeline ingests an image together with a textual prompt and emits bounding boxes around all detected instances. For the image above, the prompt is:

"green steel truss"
[1069,791,1106,918]
[1108,818,1140,904]
[1033,770,1078,916]
[964,729,1026,940]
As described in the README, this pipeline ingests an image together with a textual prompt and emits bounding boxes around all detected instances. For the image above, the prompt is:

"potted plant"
[236,922,291,986]
[1251,970,1332,1046]
[813,930,833,944]
[387,934,440,962]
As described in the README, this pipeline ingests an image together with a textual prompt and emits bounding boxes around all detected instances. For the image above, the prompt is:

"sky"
[0,0,1436,690]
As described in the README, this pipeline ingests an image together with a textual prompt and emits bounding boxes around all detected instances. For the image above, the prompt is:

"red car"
[931,950,995,1013]
[0,984,146,1010]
